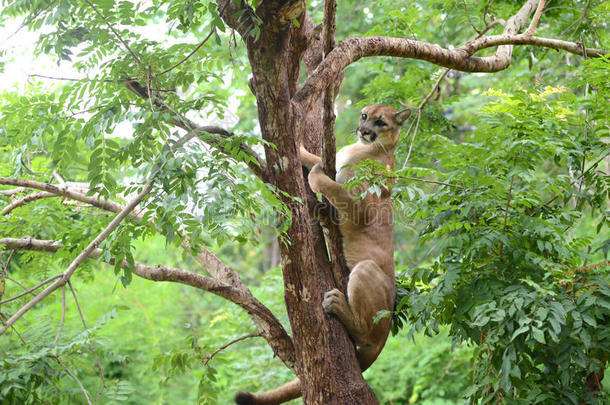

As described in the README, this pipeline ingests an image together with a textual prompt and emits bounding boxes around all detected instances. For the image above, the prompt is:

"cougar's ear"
[393,108,414,126]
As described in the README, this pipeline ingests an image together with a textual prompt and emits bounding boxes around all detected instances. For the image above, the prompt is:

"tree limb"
[293,0,606,113]
[0,178,126,215]
[0,236,297,370]
[1,191,58,215]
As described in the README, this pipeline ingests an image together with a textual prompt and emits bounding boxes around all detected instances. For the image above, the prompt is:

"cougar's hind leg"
[323,260,394,346]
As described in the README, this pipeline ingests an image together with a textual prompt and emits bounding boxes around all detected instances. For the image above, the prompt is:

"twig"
[155,30,216,77]
[544,151,610,206]
[576,36,589,202]
[55,284,66,344]
[3,250,16,276]
[0,313,27,344]
[0,273,64,305]
[402,68,451,168]
[28,74,88,82]
[0,182,153,336]
[5,275,28,291]
[0,0,58,47]
[82,0,142,65]
[54,357,93,405]
[462,0,483,35]
[398,175,465,189]
[67,280,106,402]
[203,333,262,366]
[499,159,517,257]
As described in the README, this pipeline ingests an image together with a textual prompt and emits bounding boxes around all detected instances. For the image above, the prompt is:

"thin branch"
[2,191,58,215]
[28,74,87,82]
[155,30,215,77]
[402,68,451,168]
[67,280,106,403]
[0,182,153,336]
[82,0,142,65]
[5,275,28,292]
[0,273,64,305]
[55,284,66,344]
[398,175,465,189]
[524,0,546,36]
[545,151,610,206]
[124,84,266,179]
[3,250,16,276]
[0,187,25,196]
[0,0,58,47]
[203,333,262,366]
[0,313,27,344]
[54,357,93,405]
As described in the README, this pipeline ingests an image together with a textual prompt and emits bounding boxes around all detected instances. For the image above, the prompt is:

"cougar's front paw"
[322,288,345,314]
[308,164,324,194]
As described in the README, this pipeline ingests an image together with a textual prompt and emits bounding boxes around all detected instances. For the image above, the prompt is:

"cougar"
[235,104,411,405]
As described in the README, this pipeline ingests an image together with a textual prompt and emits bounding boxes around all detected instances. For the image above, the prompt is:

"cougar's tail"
[234,378,301,405]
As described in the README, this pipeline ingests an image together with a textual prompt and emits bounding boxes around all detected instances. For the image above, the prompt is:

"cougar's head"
[357,104,412,150]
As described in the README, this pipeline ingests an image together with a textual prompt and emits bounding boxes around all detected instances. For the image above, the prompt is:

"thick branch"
[293,0,606,112]
[0,238,294,368]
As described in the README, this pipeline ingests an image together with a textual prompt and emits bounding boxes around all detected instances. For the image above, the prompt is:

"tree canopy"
[0,0,608,403]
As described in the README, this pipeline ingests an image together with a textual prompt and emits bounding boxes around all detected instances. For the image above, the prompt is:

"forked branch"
[293,0,606,112]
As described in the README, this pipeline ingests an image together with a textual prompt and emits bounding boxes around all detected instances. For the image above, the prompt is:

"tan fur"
[234,105,411,405]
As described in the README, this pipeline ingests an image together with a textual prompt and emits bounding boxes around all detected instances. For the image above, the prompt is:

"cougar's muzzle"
[358,127,377,143]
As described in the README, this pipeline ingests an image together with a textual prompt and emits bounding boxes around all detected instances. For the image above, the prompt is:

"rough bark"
[215,0,377,402]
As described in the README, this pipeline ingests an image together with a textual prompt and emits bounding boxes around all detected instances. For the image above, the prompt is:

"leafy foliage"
[0,0,608,403]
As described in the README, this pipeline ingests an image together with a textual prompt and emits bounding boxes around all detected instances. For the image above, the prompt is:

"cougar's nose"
[359,127,372,136]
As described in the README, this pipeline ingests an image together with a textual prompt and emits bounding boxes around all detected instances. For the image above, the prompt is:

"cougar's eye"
[374,119,387,127]
[361,113,368,120]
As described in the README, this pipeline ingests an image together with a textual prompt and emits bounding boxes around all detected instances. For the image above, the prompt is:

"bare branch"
[203,333,263,366]
[0,178,126,214]
[2,192,58,215]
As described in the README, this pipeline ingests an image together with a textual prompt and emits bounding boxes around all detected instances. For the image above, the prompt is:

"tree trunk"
[231,6,378,404]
